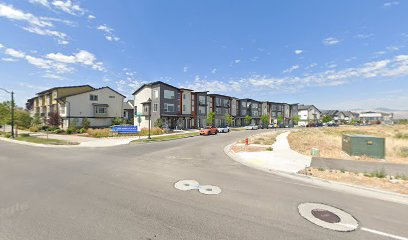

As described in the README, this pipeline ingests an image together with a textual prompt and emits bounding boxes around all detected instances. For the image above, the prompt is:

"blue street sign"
[111,125,139,133]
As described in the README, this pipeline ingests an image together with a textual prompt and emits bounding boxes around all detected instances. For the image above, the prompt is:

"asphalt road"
[0,130,407,240]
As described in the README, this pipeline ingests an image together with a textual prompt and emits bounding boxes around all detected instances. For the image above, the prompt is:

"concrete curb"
[0,131,199,148]
[224,142,408,206]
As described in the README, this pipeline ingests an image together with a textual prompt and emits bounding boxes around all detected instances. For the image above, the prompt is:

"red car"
[200,126,218,135]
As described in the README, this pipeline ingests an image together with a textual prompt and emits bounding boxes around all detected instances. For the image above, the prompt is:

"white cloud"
[211,68,217,74]
[0,3,68,43]
[374,51,386,55]
[29,0,50,7]
[182,77,241,93]
[1,57,18,62]
[5,48,25,58]
[51,0,84,15]
[183,66,188,72]
[323,37,341,46]
[386,45,400,51]
[0,43,3,48]
[97,24,120,42]
[43,73,64,80]
[328,64,337,69]
[46,50,105,71]
[294,49,303,55]
[234,59,241,64]
[283,65,299,73]
[354,33,374,39]
[384,1,399,7]
[88,14,95,19]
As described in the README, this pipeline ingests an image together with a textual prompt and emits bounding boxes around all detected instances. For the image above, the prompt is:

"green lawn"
[133,132,199,143]
[13,136,78,145]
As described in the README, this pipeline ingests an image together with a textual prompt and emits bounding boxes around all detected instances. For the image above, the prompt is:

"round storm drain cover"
[174,180,200,191]
[311,209,341,223]
[298,203,358,232]
[198,185,222,195]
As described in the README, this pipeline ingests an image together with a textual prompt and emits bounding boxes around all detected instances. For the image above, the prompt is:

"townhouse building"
[207,94,232,127]
[297,104,321,126]
[28,85,94,124]
[123,100,135,123]
[359,111,393,124]
[235,98,262,126]
[193,91,209,128]
[267,102,298,127]
[57,87,125,129]
[27,85,125,129]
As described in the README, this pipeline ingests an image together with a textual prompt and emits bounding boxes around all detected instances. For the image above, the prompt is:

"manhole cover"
[174,180,199,191]
[198,185,222,195]
[311,209,341,223]
[298,203,358,232]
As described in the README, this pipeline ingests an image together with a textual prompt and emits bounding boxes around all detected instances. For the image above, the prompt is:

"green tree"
[71,118,78,129]
[0,101,12,126]
[14,110,32,129]
[291,115,300,124]
[31,113,41,126]
[277,115,284,124]
[322,115,333,123]
[261,114,269,127]
[154,118,164,128]
[224,113,233,126]
[207,112,215,126]
[245,115,252,125]
[82,117,91,129]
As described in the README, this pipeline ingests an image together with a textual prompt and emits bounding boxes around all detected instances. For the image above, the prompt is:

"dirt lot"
[288,124,408,164]
[300,168,408,195]
[232,131,280,152]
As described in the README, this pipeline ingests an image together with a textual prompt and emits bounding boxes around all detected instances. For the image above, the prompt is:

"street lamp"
[147,98,152,139]
[0,88,14,138]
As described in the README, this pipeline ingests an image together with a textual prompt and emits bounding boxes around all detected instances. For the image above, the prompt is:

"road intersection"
[0,130,407,239]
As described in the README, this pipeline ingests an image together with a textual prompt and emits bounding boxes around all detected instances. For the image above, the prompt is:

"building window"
[153,103,158,112]
[199,106,206,115]
[216,107,222,114]
[144,106,148,113]
[109,96,115,98]
[95,106,107,114]
[164,90,175,99]
[90,94,98,101]
[183,105,186,111]
[199,96,206,104]
[183,94,186,100]
[153,89,159,99]
[164,103,174,112]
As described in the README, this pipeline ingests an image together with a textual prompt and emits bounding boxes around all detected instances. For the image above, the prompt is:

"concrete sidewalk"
[233,131,311,173]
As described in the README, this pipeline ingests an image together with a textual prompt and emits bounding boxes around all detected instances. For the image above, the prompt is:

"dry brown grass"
[288,125,408,164]
[237,131,280,145]
[302,168,408,195]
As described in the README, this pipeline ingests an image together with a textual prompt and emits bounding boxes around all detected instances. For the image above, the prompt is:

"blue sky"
[0,0,407,110]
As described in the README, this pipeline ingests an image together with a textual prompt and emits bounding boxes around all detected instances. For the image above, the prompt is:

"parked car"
[217,126,230,133]
[200,126,218,135]
[268,124,278,129]
[245,124,259,130]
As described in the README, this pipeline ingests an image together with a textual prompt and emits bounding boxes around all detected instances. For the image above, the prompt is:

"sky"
[0,0,407,110]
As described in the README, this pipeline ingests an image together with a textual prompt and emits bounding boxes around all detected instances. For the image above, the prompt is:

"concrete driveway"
[0,129,407,240]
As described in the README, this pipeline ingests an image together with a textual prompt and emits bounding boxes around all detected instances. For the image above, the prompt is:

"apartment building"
[193,91,209,128]
[359,111,393,124]
[28,85,94,124]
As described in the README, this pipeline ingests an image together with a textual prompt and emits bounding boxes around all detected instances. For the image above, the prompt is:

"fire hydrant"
[245,137,249,145]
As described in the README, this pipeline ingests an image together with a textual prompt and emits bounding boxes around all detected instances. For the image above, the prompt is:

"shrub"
[266,147,273,151]
[82,118,90,129]
[53,129,64,134]
[395,132,408,139]
[66,128,76,134]
[41,125,49,131]
[19,133,30,137]
[318,168,325,171]
[366,169,387,178]
[29,126,39,132]
[4,133,11,138]
[87,128,111,138]
[139,127,167,136]
[400,147,408,158]
[112,117,123,125]
[79,128,87,134]
[154,118,164,128]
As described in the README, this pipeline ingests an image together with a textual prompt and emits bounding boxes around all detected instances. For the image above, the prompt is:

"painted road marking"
[361,227,408,240]
[174,180,221,195]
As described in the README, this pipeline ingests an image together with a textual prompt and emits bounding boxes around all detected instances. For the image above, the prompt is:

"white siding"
[133,87,151,128]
